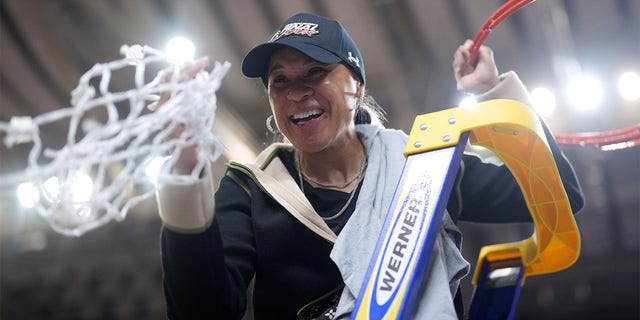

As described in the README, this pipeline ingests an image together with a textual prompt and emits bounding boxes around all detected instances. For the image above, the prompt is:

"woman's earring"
[266,115,279,134]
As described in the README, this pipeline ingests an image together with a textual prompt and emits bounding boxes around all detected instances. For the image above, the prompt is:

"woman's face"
[267,47,360,153]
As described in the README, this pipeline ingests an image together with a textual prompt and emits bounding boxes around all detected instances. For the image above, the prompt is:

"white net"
[0,44,230,236]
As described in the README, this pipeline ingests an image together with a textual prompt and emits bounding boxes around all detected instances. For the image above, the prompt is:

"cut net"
[0,44,230,236]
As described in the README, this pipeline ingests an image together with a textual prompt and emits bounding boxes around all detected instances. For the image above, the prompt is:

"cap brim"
[241,40,342,79]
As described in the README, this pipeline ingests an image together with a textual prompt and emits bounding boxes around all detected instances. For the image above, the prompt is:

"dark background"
[1,0,638,319]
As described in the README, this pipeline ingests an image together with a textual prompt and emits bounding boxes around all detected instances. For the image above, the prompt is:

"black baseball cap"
[241,13,366,85]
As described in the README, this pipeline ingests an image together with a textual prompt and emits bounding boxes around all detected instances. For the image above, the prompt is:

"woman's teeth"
[291,109,323,124]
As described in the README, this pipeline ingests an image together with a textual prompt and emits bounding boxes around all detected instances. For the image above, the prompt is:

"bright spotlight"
[618,71,640,102]
[567,74,603,112]
[71,173,94,203]
[42,176,60,203]
[145,156,170,184]
[459,95,478,109]
[530,87,556,117]
[17,182,39,208]
[165,36,195,63]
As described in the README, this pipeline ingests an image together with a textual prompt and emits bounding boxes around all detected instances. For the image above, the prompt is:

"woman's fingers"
[181,56,210,80]
[156,57,211,108]
[453,41,474,89]
[453,40,499,94]
[154,58,210,174]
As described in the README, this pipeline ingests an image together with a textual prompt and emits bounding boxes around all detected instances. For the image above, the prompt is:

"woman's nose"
[287,82,313,101]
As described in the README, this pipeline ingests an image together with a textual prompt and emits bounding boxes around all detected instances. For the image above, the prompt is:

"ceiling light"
[459,95,478,109]
[165,36,195,63]
[618,71,640,102]
[17,182,39,208]
[530,87,556,117]
[145,155,170,185]
[567,74,603,112]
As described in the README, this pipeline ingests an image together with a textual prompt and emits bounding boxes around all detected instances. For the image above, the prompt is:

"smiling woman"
[154,12,584,320]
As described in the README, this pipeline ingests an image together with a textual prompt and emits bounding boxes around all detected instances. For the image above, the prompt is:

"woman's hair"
[354,88,387,126]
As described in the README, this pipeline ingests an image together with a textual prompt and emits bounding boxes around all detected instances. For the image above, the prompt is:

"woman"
[157,13,584,320]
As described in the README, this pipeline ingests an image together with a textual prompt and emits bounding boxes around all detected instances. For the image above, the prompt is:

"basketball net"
[0,44,230,236]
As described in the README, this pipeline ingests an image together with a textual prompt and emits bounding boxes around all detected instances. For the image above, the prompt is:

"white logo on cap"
[348,51,360,68]
[269,22,319,42]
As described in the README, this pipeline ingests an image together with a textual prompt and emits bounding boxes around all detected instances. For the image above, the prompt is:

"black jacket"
[160,128,584,319]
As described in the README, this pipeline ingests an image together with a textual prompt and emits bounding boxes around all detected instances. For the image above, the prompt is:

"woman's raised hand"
[157,57,210,174]
[453,40,500,95]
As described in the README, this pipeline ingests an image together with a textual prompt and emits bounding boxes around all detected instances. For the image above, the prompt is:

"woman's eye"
[271,75,287,84]
[307,67,324,77]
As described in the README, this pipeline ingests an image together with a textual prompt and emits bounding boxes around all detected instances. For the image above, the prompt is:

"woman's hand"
[157,57,210,106]
[453,40,500,95]
[157,57,210,174]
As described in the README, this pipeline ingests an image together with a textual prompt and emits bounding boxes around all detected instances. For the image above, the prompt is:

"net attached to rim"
[0,44,230,236]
